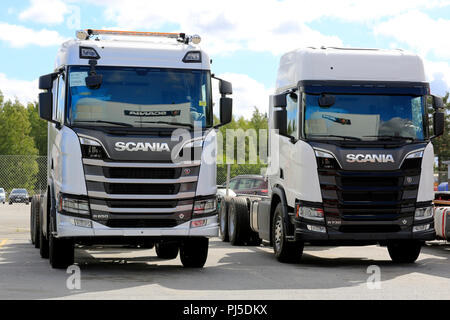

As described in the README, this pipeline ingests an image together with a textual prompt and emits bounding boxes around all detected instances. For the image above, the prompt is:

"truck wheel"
[272,203,304,263]
[228,197,250,246]
[219,196,231,242]
[155,241,179,259]
[30,197,36,245]
[387,241,422,263]
[34,197,41,249]
[39,222,49,259]
[49,235,74,269]
[180,237,209,268]
[49,218,74,269]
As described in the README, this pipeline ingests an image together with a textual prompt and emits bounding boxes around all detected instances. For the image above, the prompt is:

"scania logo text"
[114,142,170,152]
[346,154,394,163]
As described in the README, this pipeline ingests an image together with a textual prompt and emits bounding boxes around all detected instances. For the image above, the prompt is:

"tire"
[34,197,41,249]
[49,218,74,269]
[39,221,49,259]
[387,240,422,263]
[155,241,179,260]
[272,203,304,263]
[9,202,12,205]
[218,196,231,242]
[228,197,251,246]
[180,237,209,268]
[30,197,36,245]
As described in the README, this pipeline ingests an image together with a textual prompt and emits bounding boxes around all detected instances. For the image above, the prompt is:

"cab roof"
[275,47,427,93]
[55,37,210,71]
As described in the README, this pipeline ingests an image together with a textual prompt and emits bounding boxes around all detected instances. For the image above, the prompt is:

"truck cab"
[33,30,233,269]
[250,47,445,263]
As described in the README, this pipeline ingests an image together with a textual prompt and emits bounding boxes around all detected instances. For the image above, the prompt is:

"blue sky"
[1,0,450,118]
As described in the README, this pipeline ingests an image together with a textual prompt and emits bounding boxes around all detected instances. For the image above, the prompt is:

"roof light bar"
[76,29,202,44]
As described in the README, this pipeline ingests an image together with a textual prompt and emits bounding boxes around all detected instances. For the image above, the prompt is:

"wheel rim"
[274,216,283,253]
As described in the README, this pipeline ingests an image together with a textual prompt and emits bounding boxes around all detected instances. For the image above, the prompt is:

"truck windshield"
[304,94,427,141]
[67,66,212,128]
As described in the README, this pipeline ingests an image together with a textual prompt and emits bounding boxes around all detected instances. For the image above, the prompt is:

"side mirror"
[432,95,444,109]
[219,80,233,95]
[39,73,58,90]
[433,111,445,137]
[273,108,287,136]
[220,97,232,125]
[319,94,336,107]
[272,93,287,108]
[38,92,53,122]
[85,74,103,90]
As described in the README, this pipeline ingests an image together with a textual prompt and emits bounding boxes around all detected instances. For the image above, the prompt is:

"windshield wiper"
[308,134,362,141]
[136,121,194,128]
[363,135,416,142]
[74,120,133,127]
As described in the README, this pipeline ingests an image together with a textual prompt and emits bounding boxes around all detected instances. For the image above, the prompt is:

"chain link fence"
[216,164,267,186]
[0,155,47,196]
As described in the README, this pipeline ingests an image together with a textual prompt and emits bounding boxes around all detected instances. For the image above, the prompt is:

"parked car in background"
[220,175,268,196]
[0,188,5,204]
[9,189,29,205]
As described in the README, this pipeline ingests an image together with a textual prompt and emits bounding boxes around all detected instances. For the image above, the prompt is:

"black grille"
[105,183,180,195]
[339,225,401,233]
[106,219,179,228]
[318,158,421,221]
[105,199,179,208]
[104,167,181,179]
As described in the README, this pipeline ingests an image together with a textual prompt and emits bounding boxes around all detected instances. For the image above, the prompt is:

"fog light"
[191,219,207,228]
[307,225,326,233]
[72,218,92,228]
[413,224,430,232]
[414,207,433,220]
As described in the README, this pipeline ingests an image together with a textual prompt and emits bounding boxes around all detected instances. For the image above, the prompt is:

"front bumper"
[9,197,28,203]
[293,217,436,242]
[56,211,219,238]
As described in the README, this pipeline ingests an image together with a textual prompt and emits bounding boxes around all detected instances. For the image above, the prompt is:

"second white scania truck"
[30,29,233,269]
[222,47,445,263]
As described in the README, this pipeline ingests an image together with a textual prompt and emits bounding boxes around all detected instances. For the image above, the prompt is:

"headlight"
[193,198,217,216]
[414,207,433,221]
[314,149,340,169]
[59,195,90,216]
[80,137,107,159]
[296,205,324,221]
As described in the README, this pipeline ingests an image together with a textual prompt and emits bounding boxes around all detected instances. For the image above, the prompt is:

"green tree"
[27,102,48,156]
[0,95,39,193]
[428,93,450,172]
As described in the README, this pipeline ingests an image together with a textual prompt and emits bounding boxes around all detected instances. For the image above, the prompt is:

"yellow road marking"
[0,239,8,248]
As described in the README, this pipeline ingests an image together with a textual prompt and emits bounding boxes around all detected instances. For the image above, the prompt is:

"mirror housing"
[39,73,58,90]
[433,111,445,138]
[85,74,103,90]
[432,95,444,109]
[319,94,336,107]
[273,108,287,136]
[38,92,53,122]
[272,93,287,108]
[219,80,233,95]
[220,97,233,125]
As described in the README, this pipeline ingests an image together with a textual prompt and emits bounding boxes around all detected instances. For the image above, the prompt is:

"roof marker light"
[183,51,202,63]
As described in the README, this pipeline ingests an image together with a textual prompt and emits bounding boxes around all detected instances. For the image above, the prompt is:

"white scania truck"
[222,47,445,263]
[30,29,233,269]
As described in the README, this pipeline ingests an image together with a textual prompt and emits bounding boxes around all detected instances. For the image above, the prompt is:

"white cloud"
[424,60,450,96]
[374,11,450,60]
[213,73,272,119]
[0,23,66,47]
[83,0,450,55]
[0,74,39,105]
[19,0,70,25]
